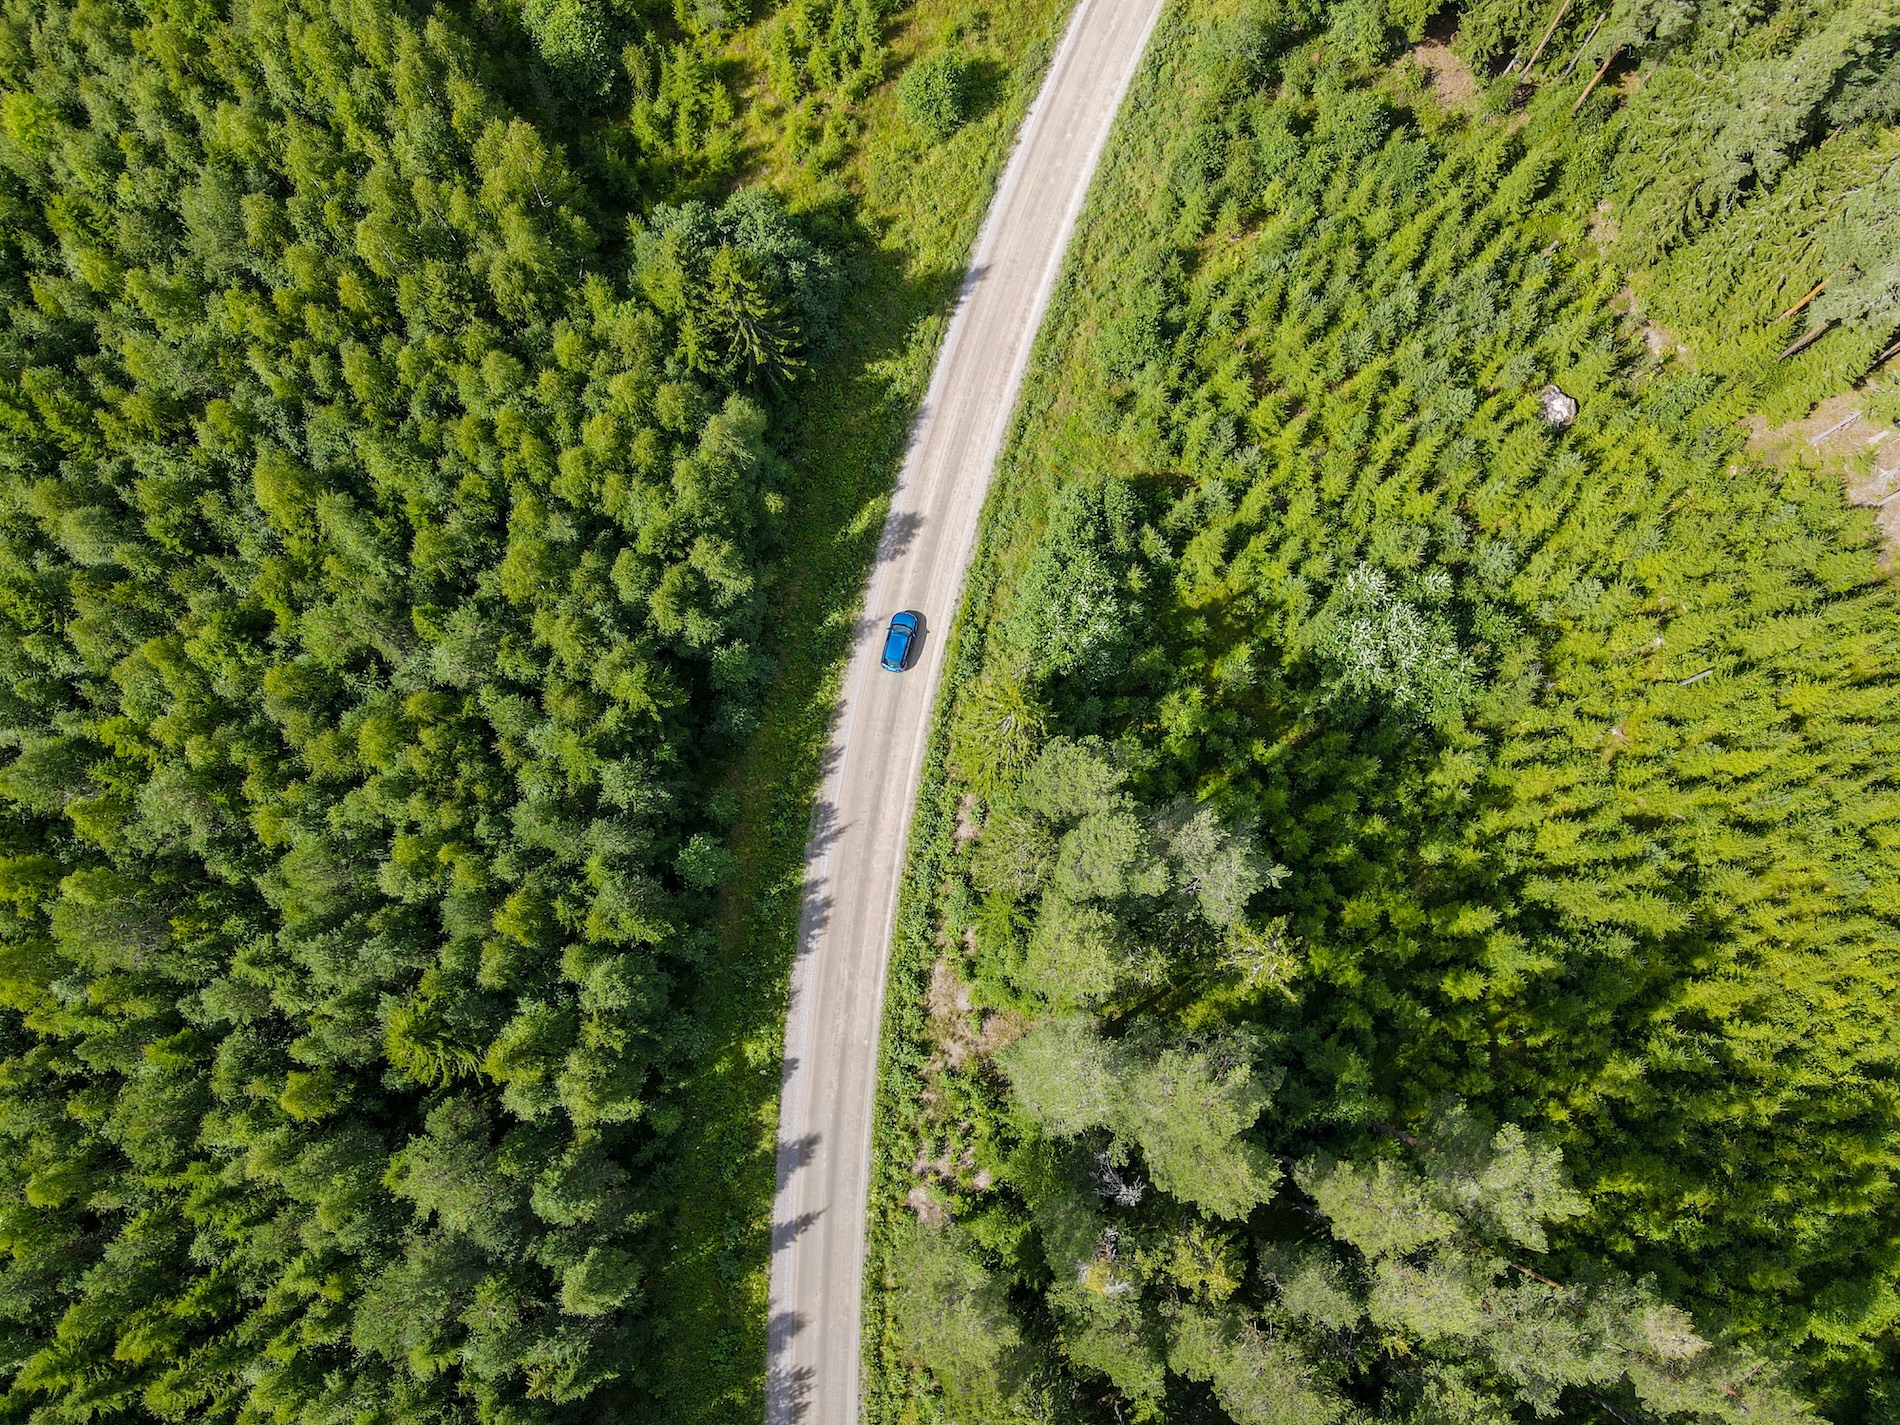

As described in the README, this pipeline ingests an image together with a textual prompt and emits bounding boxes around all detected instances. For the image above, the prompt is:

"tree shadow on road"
[636,155,994,1425]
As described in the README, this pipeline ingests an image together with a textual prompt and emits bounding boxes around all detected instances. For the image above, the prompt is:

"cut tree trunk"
[1525,0,1575,72]
[1776,320,1835,361]
[1571,45,1621,114]
[1777,278,1828,321]
[1559,14,1606,78]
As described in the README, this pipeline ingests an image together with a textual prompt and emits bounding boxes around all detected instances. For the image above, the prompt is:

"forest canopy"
[2,0,1898,1420]
[0,0,853,1418]
[871,0,1900,1423]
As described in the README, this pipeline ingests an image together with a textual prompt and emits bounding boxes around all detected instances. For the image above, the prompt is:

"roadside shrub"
[899,49,973,141]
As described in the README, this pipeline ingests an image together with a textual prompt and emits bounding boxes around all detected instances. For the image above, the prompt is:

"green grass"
[638,2,1074,1417]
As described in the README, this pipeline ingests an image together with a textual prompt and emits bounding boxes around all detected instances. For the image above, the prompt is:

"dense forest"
[0,0,931,1417]
[3,0,1897,1420]
[871,0,1900,1423]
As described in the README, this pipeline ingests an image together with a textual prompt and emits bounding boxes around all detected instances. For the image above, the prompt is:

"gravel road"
[764,1,1166,1420]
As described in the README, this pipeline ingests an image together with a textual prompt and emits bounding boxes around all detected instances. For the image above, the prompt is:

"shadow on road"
[876,508,926,566]
[764,1333,815,1424]
[775,1132,820,1190]
[771,1209,824,1252]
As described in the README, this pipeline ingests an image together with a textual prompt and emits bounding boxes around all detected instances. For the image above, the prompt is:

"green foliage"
[1001,1018,1281,1219]
[625,33,742,184]
[907,1071,1812,1425]
[1118,1038,1281,1218]
[636,186,841,383]
[1815,154,1900,330]
[764,0,885,170]
[1610,1,1900,268]
[998,1015,1123,1134]
[891,1221,1036,1420]
[947,665,1050,798]
[997,479,1145,692]
[1283,1112,1817,1424]
[871,1,1900,1421]
[1313,563,1477,724]
[523,0,619,105]
[1451,0,1543,65]
[1642,129,1900,419]
[1452,0,1900,412]
[1166,1303,1351,1425]
[899,49,975,142]
[0,0,846,1417]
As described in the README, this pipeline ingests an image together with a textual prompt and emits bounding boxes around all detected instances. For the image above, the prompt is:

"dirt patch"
[1746,392,1900,565]
[909,1130,984,1198]
[910,1139,966,1179]
[905,1184,947,1224]
[926,956,972,1020]
[953,792,980,849]
[1642,320,1689,360]
[974,1008,1031,1059]
[1411,38,1478,111]
[1613,282,1691,365]
[1588,200,1619,254]
[924,957,979,1071]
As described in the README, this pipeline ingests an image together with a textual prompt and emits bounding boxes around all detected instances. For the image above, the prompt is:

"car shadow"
[901,610,927,669]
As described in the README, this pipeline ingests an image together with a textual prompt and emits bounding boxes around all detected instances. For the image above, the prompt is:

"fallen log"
[1570,43,1620,113]
[1525,0,1575,71]
[1559,13,1606,78]
[1775,320,1835,362]
[1777,277,1827,321]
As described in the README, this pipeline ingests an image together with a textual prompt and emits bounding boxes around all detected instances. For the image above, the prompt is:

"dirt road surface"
[764,0,1166,1420]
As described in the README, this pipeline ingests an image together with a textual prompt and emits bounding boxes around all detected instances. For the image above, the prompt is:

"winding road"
[764,1,1167,1420]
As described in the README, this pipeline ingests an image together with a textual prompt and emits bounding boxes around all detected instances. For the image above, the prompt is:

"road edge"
[764,1,1169,1421]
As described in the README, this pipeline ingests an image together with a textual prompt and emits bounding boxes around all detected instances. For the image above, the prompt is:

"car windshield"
[882,619,912,667]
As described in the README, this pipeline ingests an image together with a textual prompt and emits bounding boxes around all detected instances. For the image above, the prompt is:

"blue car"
[880,611,919,671]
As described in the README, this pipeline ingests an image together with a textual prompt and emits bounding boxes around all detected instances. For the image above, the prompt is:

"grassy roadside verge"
[640,3,1074,1417]
[857,8,1202,1419]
